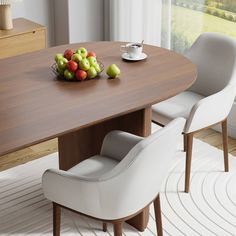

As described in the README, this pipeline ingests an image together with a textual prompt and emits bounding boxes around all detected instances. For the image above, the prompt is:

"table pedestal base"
[58,107,151,231]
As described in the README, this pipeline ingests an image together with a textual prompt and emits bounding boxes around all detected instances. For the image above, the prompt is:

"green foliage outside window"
[170,0,236,53]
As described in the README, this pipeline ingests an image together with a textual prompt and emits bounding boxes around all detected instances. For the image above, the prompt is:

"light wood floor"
[1,129,236,172]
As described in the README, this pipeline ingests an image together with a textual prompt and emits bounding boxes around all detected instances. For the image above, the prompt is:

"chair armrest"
[100,130,143,161]
[42,169,101,213]
[185,85,235,133]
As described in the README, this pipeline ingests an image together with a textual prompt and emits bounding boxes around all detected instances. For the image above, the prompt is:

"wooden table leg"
[58,106,151,231]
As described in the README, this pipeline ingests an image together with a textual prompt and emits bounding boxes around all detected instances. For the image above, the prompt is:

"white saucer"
[122,52,147,61]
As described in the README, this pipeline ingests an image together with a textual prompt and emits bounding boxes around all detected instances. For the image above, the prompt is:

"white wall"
[68,0,104,43]
[53,0,69,45]
[11,0,162,46]
[54,0,104,45]
[11,0,105,46]
[12,0,55,46]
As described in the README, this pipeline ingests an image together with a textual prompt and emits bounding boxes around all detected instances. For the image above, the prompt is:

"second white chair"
[152,32,236,192]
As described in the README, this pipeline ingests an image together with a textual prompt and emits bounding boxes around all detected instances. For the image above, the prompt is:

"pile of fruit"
[54,47,121,81]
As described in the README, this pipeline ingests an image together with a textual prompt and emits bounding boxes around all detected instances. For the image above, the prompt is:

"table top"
[0,41,197,156]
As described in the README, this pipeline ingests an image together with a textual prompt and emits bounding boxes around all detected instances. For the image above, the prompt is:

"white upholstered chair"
[42,118,185,236]
[152,32,236,193]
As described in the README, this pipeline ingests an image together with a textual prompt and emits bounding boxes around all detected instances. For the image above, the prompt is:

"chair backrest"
[185,32,236,96]
[99,118,185,219]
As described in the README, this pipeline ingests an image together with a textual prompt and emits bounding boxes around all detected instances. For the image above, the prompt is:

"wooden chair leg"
[103,222,107,232]
[222,119,229,172]
[183,133,187,152]
[53,202,61,236]
[154,195,163,236]
[113,222,123,236]
[185,133,194,193]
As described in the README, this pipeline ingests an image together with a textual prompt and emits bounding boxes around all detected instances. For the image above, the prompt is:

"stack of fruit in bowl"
[53,47,121,81]
[54,47,103,81]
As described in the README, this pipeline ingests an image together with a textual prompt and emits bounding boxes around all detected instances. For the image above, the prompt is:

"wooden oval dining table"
[0,41,197,231]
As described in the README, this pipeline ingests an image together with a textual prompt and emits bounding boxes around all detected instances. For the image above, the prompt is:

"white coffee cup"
[120,42,143,59]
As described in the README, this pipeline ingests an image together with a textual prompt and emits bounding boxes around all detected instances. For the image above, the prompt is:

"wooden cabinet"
[0,18,46,59]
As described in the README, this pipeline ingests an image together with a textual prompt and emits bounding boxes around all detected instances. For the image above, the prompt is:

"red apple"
[67,60,78,72]
[64,49,74,60]
[87,51,96,58]
[76,70,87,81]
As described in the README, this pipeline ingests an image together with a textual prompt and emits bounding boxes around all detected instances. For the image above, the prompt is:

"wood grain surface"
[58,107,151,171]
[0,18,46,59]
[0,18,45,38]
[0,41,197,157]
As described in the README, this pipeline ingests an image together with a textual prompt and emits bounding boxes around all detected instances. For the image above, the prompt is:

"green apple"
[93,63,101,73]
[87,56,97,66]
[106,64,121,78]
[76,47,88,58]
[71,53,83,63]
[57,58,68,70]
[79,58,90,71]
[87,67,97,79]
[56,66,64,76]
[64,69,75,80]
[55,53,64,63]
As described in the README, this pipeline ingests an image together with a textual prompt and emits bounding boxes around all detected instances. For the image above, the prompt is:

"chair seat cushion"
[68,155,119,179]
[152,91,204,125]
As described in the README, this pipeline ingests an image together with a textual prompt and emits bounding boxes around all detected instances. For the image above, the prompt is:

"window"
[162,0,236,53]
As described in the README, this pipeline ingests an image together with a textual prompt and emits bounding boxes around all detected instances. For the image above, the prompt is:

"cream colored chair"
[42,118,185,236]
[152,32,236,193]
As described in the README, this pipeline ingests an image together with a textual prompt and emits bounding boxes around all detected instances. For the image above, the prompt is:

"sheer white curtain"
[106,0,236,54]
[105,0,162,46]
[160,0,172,49]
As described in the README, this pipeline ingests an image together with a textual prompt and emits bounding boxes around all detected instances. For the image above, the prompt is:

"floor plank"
[0,139,58,171]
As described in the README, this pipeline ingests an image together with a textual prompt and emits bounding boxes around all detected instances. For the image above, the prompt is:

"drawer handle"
[33,31,36,34]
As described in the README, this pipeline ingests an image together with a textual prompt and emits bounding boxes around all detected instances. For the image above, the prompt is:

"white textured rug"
[1,137,236,235]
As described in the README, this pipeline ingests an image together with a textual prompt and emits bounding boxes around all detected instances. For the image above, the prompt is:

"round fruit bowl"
[51,61,104,82]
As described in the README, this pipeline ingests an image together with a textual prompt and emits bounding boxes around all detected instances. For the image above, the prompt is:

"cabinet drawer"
[0,29,46,59]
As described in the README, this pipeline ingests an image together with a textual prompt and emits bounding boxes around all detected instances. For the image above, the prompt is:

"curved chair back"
[185,32,236,96]
[99,118,185,219]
